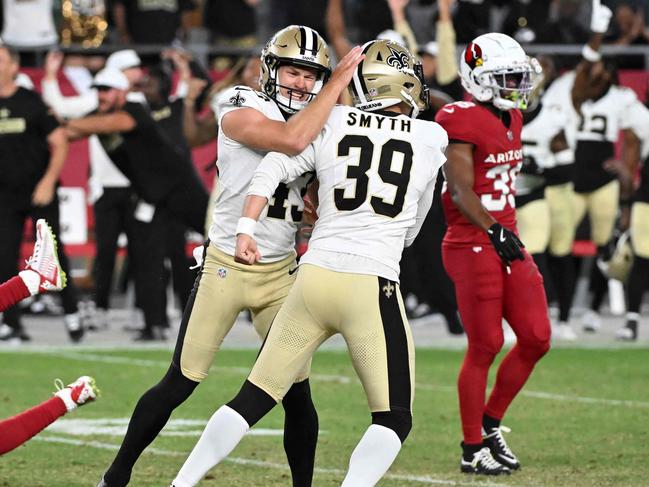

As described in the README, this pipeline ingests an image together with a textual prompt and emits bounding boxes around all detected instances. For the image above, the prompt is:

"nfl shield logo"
[217,268,227,278]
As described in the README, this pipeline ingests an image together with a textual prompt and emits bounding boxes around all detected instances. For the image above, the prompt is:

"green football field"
[1,346,648,487]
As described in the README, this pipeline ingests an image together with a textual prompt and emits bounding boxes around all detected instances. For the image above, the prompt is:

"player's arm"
[572,0,612,111]
[542,130,574,181]
[443,143,524,264]
[65,112,136,140]
[221,48,363,156]
[326,0,353,60]
[32,127,68,206]
[42,51,98,119]
[389,0,418,55]
[235,149,316,264]
[435,0,459,86]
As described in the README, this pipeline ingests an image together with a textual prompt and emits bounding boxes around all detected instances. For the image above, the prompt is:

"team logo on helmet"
[464,42,484,69]
[386,44,410,73]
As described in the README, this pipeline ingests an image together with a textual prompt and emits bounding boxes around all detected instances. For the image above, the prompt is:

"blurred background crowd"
[0,0,647,345]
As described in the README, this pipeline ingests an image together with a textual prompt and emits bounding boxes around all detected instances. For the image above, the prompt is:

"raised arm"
[572,0,612,111]
[435,0,459,86]
[42,51,98,119]
[221,47,363,156]
[389,0,418,55]
[326,0,353,60]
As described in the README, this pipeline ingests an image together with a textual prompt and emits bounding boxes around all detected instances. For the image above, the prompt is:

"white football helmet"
[459,33,533,111]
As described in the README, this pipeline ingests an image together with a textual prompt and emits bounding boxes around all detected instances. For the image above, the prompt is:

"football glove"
[591,0,612,33]
[487,223,525,264]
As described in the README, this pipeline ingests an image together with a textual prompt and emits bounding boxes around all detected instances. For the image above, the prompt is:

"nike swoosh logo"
[499,229,506,242]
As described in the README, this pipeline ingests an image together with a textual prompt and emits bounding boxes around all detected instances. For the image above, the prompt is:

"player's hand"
[235,234,261,265]
[329,46,365,91]
[44,51,63,78]
[487,223,525,265]
[591,0,612,33]
[32,178,56,206]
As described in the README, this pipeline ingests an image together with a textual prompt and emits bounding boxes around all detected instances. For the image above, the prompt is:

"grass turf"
[0,347,648,486]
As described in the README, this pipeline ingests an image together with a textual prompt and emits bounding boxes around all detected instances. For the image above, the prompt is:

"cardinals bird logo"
[465,42,484,69]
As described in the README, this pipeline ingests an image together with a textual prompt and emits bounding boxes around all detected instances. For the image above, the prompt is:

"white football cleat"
[581,310,602,333]
[54,376,100,412]
[553,322,578,341]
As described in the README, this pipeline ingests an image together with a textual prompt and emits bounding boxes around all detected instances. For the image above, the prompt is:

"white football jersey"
[542,71,580,149]
[577,85,638,143]
[625,101,649,160]
[248,105,448,281]
[209,86,311,262]
[521,103,568,170]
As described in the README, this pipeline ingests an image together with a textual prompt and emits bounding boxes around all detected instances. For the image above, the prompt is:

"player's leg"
[0,376,98,455]
[483,251,551,469]
[443,244,510,473]
[583,181,620,330]
[100,244,245,487]
[172,265,329,487]
[546,183,577,328]
[618,202,649,340]
[249,256,318,487]
[0,207,30,341]
[337,273,414,486]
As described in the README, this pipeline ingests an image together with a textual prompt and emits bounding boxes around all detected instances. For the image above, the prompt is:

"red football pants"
[443,243,551,444]
[0,397,67,455]
[0,276,31,313]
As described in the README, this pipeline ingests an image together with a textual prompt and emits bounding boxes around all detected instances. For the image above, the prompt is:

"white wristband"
[236,217,257,237]
[554,149,574,165]
[582,44,601,62]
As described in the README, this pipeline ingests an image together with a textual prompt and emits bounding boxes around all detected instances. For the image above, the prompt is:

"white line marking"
[9,350,649,410]
[33,435,510,486]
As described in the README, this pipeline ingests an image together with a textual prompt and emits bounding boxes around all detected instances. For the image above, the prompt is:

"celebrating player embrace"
[170,39,447,487]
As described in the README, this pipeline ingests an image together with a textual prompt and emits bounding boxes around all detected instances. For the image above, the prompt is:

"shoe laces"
[25,237,43,270]
[474,447,504,471]
[485,426,515,458]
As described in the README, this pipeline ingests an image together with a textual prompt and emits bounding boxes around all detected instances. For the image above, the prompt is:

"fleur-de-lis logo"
[383,282,395,298]
[386,45,409,72]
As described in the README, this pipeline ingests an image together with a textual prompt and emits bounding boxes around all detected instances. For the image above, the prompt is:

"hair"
[0,45,20,65]
[148,63,173,100]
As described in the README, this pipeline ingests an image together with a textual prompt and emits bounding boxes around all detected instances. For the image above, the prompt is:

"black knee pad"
[227,380,277,427]
[371,409,412,443]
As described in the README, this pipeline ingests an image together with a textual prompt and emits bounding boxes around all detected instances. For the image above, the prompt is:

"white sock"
[18,270,39,296]
[172,405,249,487]
[341,424,402,487]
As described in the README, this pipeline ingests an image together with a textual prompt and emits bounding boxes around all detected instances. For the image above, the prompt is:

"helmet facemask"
[479,66,533,111]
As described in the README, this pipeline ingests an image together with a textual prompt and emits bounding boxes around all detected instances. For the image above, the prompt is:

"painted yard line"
[44,351,649,410]
[33,435,510,487]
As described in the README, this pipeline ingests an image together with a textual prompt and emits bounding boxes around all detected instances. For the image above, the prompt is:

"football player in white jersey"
[570,1,642,333]
[613,101,649,341]
[97,26,364,487]
[516,58,578,341]
[170,40,447,487]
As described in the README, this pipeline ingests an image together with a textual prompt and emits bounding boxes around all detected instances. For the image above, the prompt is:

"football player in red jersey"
[435,33,551,475]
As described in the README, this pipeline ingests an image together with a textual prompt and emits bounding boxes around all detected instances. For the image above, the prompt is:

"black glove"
[487,223,525,264]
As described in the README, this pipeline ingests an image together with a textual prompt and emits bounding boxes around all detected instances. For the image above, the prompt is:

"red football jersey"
[435,101,523,245]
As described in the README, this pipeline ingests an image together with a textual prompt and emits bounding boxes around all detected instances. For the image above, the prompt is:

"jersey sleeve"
[248,145,317,201]
[213,86,270,126]
[619,90,641,130]
[122,103,151,132]
[434,102,479,145]
[31,92,60,136]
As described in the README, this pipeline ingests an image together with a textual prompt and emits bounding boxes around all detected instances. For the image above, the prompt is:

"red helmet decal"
[465,42,483,69]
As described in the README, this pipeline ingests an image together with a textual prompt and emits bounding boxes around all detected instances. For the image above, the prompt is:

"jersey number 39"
[334,135,413,217]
